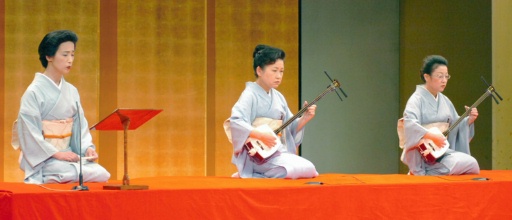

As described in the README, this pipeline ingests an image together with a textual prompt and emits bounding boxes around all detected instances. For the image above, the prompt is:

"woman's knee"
[265,166,287,178]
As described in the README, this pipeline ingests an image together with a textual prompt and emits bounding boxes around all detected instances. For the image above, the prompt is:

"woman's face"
[46,41,75,75]
[424,64,449,95]
[256,59,284,92]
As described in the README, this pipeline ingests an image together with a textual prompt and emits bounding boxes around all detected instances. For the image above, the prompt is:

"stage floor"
[1,170,512,219]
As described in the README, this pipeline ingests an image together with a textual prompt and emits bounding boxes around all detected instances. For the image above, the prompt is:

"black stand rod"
[73,101,88,191]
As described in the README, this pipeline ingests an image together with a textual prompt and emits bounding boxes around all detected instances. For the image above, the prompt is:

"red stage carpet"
[1,170,511,219]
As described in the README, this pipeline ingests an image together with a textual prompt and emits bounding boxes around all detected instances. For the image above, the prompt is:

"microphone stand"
[73,101,89,191]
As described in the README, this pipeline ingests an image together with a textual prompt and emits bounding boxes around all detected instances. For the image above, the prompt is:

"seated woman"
[227,44,318,179]
[14,30,110,184]
[400,55,479,176]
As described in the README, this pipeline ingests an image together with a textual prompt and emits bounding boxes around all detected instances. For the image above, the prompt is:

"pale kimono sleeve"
[229,91,256,155]
[286,107,305,148]
[285,116,305,155]
[273,92,305,151]
[446,104,475,154]
[403,95,428,150]
[17,90,58,168]
[291,118,305,147]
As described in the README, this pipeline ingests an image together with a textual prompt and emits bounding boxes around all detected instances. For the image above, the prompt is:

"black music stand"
[90,108,163,190]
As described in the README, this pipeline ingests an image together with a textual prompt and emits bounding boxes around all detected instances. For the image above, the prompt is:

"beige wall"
[492,0,512,169]
[1,0,299,182]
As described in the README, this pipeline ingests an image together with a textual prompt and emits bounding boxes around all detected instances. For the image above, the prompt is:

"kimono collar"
[38,72,63,90]
[247,82,274,98]
[418,84,439,102]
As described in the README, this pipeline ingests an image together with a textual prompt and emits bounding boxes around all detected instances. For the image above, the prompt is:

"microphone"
[73,101,89,191]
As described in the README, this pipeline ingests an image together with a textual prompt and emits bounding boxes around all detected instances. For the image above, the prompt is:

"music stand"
[90,108,163,190]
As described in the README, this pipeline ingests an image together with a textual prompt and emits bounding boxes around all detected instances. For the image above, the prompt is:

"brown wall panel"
[1,0,5,181]
[99,0,119,179]
[206,0,216,176]
[214,0,300,176]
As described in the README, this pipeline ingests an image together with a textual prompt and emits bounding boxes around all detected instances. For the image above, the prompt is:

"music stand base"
[73,185,89,191]
[103,184,149,190]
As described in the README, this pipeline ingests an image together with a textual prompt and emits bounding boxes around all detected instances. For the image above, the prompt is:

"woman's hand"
[466,106,478,125]
[301,101,317,123]
[85,147,99,161]
[251,130,277,148]
[53,151,79,162]
[424,129,447,148]
[297,101,317,131]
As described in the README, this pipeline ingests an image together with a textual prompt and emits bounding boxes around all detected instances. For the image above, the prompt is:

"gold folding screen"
[114,0,208,177]
[1,0,299,181]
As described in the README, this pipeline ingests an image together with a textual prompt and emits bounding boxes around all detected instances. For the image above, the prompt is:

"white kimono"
[229,82,317,179]
[401,85,479,175]
[16,73,110,184]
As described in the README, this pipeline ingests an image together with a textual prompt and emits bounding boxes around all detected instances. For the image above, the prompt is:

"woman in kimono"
[228,44,318,179]
[401,55,480,175]
[15,30,110,184]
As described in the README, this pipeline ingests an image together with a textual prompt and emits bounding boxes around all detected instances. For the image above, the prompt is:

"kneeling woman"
[228,44,318,179]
